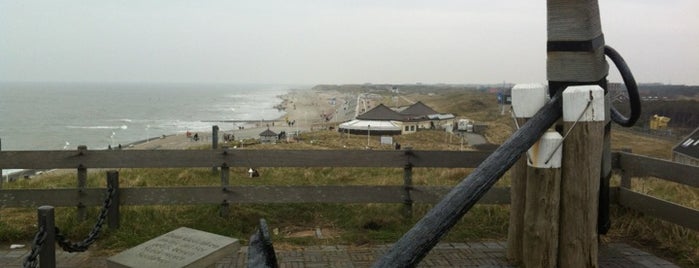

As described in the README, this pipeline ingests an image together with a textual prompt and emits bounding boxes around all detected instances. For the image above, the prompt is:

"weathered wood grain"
[617,152,699,188]
[0,150,491,169]
[559,121,603,267]
[506,120,529,265]
[523,168,561,268]
[618,188,699,231]
[0,186,509,207]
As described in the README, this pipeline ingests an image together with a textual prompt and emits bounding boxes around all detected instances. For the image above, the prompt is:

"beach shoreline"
[2,87,355,180]
[126,87,354,150]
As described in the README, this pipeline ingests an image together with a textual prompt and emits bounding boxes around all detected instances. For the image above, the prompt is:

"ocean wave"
[66,125,128,130]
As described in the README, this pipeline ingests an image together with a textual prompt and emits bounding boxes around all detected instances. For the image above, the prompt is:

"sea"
[0,82,292,175]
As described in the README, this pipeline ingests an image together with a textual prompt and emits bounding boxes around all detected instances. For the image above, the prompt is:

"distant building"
[338,101,455,135]
[673,127,699,166]
[259,128,278,144]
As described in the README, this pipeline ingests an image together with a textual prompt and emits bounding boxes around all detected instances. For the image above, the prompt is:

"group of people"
[107,144,123,150]
[223,133,236,142]
[186,131,200,141]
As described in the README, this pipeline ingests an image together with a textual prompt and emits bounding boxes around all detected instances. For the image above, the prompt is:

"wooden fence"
[0,148,697,230]
[615,151,699,230]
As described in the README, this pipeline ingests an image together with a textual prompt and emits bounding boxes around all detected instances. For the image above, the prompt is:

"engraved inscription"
[107,227,239,268]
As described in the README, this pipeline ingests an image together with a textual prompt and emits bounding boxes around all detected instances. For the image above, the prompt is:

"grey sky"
[1,1,697,85]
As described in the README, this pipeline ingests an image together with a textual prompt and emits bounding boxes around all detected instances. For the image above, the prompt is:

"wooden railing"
[0,148,697,230]
[614,151,699,231]
[0,149,502,208]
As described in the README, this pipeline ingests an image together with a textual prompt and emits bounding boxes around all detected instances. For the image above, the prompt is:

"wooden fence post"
[559,85,605,267]
[38,205,56,268]
[507,83,547,264]
[523,130,562,268]
[212,125,219,149]
[77,145,88,221]
[220,162,230,217]
[620,148,632,189]
[402,163,413,220]
[212,125,220,173]
[107,170,120,229]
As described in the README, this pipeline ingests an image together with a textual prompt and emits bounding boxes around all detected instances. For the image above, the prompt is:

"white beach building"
[338,102,455,135]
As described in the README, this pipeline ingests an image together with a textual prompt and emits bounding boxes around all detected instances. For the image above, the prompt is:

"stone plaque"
[107,227,239,268]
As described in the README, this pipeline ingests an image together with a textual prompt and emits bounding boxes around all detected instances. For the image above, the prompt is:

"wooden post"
[547,0,608,263]
[523,130,562,268]
[559,85,605,267]
[402,163,413,219]
[212,125,219,149]
[38,205,56,268]
[106,170,120,229]
[212,125,220,173]
[598,92,612,234]
[507,83,548,264]
[373,94,563,267]
[77,145,88,221]
[547,0,607,94]
[620,148,632,189]
[220,162,230,217]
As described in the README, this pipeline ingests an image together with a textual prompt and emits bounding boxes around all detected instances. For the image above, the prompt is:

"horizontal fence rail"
[614,151,699,231]
[618,188,699,230]
[0,149,697,231]
[0,149,491,169]
[0,186,511,207]
[614,151,699,188]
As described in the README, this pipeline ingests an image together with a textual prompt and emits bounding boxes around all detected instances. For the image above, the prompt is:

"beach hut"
[259,128,278,144]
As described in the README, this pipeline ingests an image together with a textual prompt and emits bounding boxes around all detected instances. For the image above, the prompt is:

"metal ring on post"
[605,45,641,127]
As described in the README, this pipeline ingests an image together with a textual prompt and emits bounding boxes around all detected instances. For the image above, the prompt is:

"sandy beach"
[129,88,352,150]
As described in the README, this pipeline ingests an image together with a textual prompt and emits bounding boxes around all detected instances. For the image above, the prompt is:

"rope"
[605,45,641,127]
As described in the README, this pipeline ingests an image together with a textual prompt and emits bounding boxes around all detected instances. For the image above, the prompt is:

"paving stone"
[0,241,682,267]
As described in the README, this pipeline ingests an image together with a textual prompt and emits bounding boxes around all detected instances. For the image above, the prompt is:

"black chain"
[23,226,47,268]
[55,184,115,252]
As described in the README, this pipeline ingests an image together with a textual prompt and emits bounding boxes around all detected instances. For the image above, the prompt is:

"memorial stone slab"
[107,227,239,268]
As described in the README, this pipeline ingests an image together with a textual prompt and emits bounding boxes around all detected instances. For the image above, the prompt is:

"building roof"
[674,127,699,159]
[427,114,455,120]
[259,129,277,137]
[399,101,439,116]
[356,104,405,121]
[338,119,401,131]
[356,101,453,123]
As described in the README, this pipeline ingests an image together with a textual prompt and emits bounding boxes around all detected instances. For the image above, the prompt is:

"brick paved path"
[1,242,679,267]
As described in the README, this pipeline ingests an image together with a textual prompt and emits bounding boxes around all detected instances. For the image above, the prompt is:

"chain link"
[56,184,115,252]
[23,226,47,268]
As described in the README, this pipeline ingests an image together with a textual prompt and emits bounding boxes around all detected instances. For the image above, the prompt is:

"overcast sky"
[1,1,697,85]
